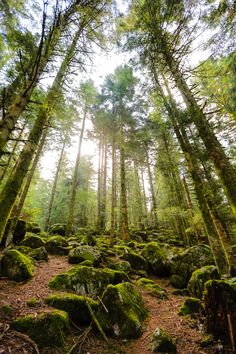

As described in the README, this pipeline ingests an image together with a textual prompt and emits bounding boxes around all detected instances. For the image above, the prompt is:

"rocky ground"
[0,255,216,354]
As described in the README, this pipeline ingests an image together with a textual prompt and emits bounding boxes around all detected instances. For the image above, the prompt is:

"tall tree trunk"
[44,138,66,232]
[97,136,102,229]
[134,159,143,227]
[110,136,116,246]
[119,122,129,241]
[0,28,83,242]
[145,148,158,227]
[66,109,87,236]
[100,139,107,230]
[141,167,148,217]
[164,49,236,218]
[0,1,82,155]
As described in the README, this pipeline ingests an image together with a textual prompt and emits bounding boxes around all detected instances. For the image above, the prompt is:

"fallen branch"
[12,330,40,354]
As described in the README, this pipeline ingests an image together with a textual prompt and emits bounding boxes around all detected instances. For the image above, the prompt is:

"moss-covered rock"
[49,223,66,236]
[151,327,176,353]
[97,282,148,339]
[20,233,45,249]
[49,265,129,296]
[136,278,167,299]
[170,245,214,289]
[45,236,69,255]
[172,288,189,296]
[27,298,40,307]
[11,310,69,348]
[187,265,219,299]
[141,242,172,276]
[26,222,41,234]
[122,250,148,271]
[204,279,236,347]
[45,293,99,325]
[108,259,132,273]
[178,297,203,316]
[12,218,27,244]
[68,246,101,265]
[1,249,34,281]
[29,246,48,261]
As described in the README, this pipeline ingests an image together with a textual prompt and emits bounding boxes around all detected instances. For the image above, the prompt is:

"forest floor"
[0,255,216,354]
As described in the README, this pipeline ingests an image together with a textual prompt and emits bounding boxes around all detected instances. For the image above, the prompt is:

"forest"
[0,0,236,353]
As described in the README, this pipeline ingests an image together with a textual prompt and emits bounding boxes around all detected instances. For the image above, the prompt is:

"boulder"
[20,233,45,249]
[204,279,236,348]
[45,236,69,255]
[141,242,172,276]
[97,282,148,338]
[187,265,219,299]
[26,222,41,234]
[122,250,148,271]
[170,245,214,289]
[136,278,167,299]
[151,327,176,353]
[81,234,97,246]
[68,245,101,265]
[1,249,34,281]
[178,297,203,316]
[29,246,48,261]
[11,310,69,348]
[49,223,66,236]
[49,265,129,296]
[108,259,132,273]
[45,293,99,325]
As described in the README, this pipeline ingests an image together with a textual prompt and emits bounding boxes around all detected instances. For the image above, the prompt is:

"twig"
[67,325,92,354]
[85,298,108,342]
[12,330,40,354]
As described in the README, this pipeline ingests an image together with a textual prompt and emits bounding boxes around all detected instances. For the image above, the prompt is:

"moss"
[11,310,69,348]
[1,249,34,281]
[1,304,13,315]
[49,223,66,236]
[170,274,187,289]
[136,278,167,299]
[108,259,131,273]
[48,265,129,296]
[96,282,148,339]
[68,246,101,265]
[29,246,48,261]
[45,236,69,255]
[79,260,93,267]
[26,221,41,234]
[178,297,203,316]
[45,293,98,325]
[122,250,148,271]
[81,234,97,246]
[151,327,176,353]
[141,242,172,276]
[172,288,189,296]
[27,298,40,307]
[187,265,219,299]
[20,233,45,249]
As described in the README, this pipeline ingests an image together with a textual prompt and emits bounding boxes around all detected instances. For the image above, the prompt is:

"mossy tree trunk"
[0,27,84,242]
[110,135,116,245]
[44,137,66,232]
[100,139,107,230]
[145,147,158,227]
[134,159,144,227]
[66,109,87,236]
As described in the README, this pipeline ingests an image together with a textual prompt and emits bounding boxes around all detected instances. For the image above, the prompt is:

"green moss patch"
[45,293,99,325]
[136,278,167,299]
[68,245,101,265]
[48,265,129,296]
[151,327,176,353]
[1,249,34,281]
[141,242,172,276]
[187,265,219,299]
[179,297,203,316]
[45,236,69,255]
[27,298,40,307]
[20,233,45,248]
[49,223,66,236]
[122,250,148,271]
[96,282,148,339]
[11,310,69,348]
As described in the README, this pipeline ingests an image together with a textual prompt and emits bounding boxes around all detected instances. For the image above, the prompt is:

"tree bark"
[145,147,158,227]
[110,136,116,245]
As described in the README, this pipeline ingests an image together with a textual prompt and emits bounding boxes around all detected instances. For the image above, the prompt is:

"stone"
[97,282,148,339]
[151,327,176,353]
[136,278,167,299]
[141,242,172,276]
[122,250,148,271]
[187,265,219,299]
[45,236,69,255]
[68,245,101,265]
[1,249,34,281]
[11,310,69,348]
[20,233,45,249]
[48,265,129,296]
[49,223,66,236]
[179,297,203,316]
[45,293,99,325]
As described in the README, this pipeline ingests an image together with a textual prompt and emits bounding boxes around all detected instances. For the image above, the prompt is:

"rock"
[1,218,26,246]
[122,250,148,271]
[172,288,189,296]
[1,249,34,281]
[11,310,69,348]
[20,233,45,249]
[45,293,99,325]
[204,279,236,347]
[29,246,48,261]
[141,242,172,276]
[187,265,219,299]
[26,298,40,307]
[45,236,69,255]
[26,222,41,234]
[151,327,176,353]
[68,245,101,265]
[136,278,167,299]
[49,265,129,296]
[108,259,132,273]
[49,223,66,236]
[81,234,97,246]
[97,282,148,339]
[170,245,214,289]
[179,297,203,316]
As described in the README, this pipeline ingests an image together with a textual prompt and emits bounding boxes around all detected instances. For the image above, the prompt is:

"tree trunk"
[66,109,87,236]
[145,148,158,227]
[97,136,102,229]
[134,159,143,227]
[44,138,66,232]
[110,136,116,246]
[0,28,83,242]
[100,139,107,230]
